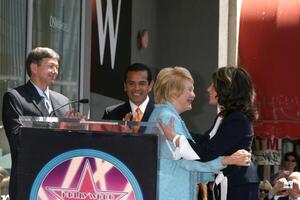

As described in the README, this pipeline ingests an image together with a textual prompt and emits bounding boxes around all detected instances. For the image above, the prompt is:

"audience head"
[209,66,257,120]
[123,63,154,106]
[259,180,272,200]
[154,66,195,114]
[284,152,298,173]
[0,167,9,195]
[0,176,9,195]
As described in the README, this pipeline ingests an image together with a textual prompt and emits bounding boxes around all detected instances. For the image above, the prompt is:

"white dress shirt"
[129,96,149,118]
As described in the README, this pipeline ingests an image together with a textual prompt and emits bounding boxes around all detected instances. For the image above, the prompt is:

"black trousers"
[227,183,259,200]
[208,182,259,200]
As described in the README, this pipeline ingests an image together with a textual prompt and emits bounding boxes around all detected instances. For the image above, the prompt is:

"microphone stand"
[49,99,89,117]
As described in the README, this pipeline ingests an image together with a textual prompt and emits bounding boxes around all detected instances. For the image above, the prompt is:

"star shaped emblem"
[47,160,127,200]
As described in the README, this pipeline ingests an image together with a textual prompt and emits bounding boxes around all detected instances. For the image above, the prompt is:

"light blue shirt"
[148,102,225,200]
[30,81,53,113]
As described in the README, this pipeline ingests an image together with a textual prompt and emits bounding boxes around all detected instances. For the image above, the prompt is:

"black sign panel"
[91,0,132,100]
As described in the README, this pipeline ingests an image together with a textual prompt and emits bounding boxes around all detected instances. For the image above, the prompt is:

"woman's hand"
[123,112,132,121]
[222,149,251,166]
[157,117,177,141]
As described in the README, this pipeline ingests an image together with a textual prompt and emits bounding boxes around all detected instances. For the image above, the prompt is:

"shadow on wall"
[181,69,209,133]
[90,93,124,120]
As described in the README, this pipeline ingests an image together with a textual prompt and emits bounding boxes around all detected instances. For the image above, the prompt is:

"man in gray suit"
[2,47,71,199]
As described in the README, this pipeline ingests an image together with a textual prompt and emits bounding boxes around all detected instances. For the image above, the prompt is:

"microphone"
[49,98,89,117]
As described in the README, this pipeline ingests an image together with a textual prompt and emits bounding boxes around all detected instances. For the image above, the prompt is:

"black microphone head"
[79,99,89,104]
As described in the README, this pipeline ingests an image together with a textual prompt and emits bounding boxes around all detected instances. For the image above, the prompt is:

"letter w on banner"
[90,0,131,100]
[96,0,121,69]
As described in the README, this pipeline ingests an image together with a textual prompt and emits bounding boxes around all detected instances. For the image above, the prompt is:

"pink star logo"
[47,160,127,200]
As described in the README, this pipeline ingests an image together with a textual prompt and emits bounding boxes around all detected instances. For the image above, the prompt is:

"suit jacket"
[148,102,225,200]
[265,195,290,200]
[189,111,259,189]
[2,81,70,200]
[277,197,289,200]
[102,100,154,121]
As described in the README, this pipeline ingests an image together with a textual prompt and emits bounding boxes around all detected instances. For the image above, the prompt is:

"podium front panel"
[16,127,157,200]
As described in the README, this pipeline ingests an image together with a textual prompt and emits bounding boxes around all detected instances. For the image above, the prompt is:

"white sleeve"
[176,135,200,160]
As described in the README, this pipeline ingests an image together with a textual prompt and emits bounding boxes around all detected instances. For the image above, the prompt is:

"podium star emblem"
[47,160,127,200]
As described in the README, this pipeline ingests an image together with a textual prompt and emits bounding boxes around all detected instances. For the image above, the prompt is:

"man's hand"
[64,108,82,119]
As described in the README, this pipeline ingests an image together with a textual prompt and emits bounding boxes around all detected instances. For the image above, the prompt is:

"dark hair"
[212,66,258,121]
[284,152,298,163]
[124,63,152,83]
[26,47,60,77]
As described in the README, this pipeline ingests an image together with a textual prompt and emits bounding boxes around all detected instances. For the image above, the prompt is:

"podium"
[16,117,159,200]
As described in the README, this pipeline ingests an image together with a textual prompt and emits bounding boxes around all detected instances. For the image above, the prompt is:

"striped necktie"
[41,93,52,114]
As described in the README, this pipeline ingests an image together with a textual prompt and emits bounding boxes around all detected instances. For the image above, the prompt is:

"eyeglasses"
[260,189,269,193]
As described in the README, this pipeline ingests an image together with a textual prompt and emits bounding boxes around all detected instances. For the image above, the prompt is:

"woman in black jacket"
[160,66,259,200]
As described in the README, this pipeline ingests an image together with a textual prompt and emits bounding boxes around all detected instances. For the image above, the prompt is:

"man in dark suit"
[102,63,154,122]
[265,171,300,200]
[2,47,72,200]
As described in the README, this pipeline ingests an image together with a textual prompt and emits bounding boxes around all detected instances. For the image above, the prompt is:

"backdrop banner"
[239,0,300,139]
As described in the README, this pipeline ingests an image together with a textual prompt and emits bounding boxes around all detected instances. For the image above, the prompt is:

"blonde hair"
[154,66,193,103]
[259,180,272,191]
